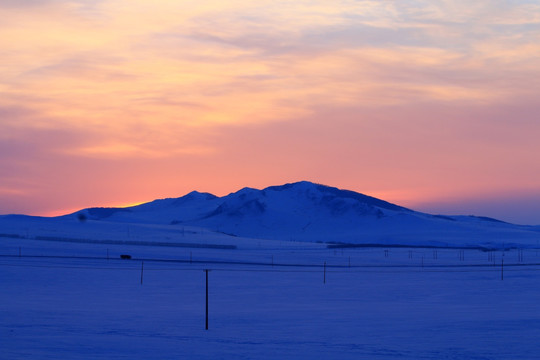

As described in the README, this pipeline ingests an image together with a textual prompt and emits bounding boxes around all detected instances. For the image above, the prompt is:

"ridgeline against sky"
[0,1,539,224]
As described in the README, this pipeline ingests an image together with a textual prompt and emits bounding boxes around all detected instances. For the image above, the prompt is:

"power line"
[3,259,540,274]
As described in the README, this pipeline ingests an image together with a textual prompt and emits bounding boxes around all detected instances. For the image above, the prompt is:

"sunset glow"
[1,0,539,224]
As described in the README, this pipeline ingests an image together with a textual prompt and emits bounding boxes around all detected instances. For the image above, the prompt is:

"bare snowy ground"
[2,238,540,359]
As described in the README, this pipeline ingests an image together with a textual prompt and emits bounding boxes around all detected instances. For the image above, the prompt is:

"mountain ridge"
[58,181,540,247]
[77,181,410,222]
[2,181,540,248]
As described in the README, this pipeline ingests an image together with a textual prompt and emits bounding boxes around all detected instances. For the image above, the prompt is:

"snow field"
[2,239,540,359]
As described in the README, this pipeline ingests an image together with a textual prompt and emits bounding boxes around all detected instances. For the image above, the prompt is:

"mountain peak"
[264,180,321,192]
[181,190,218,201]
[264,181,409,212]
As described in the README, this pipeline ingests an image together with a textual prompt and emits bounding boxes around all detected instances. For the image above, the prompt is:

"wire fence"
[2,252,540,274]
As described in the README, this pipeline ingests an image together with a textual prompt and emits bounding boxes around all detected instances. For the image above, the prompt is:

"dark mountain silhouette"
[66,181,539,246]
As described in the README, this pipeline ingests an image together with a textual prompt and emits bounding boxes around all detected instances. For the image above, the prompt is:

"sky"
[1,0,539,225]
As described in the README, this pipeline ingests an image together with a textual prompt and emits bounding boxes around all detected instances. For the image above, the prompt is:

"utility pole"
[205,269,210,330]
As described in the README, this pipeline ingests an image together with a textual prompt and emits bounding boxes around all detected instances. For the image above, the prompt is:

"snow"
[33,181,538,249]
[2,233,540,359]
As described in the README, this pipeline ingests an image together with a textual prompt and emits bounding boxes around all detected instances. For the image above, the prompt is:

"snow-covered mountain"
[65,181,540,248]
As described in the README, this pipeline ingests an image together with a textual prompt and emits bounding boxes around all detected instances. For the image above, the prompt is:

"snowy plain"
[2,232,540,360]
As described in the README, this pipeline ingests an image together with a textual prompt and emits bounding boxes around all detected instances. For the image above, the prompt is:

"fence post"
[140,261,144,285]
[501,257,504,281]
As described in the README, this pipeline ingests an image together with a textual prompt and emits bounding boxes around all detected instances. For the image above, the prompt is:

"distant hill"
[65,181,540,248]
